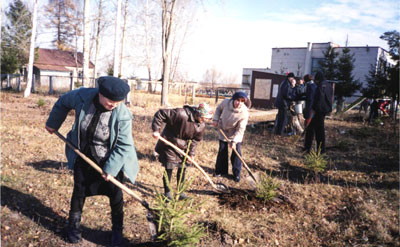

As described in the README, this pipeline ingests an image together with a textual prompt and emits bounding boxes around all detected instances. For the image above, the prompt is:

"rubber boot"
[67,211,82,243]
[111,213,123,247]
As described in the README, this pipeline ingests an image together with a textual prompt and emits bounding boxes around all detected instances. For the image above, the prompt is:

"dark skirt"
[73,154,124,198]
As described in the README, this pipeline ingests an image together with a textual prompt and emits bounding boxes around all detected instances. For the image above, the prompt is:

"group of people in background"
[274,71,333,154]
[45,76,250,246]
[365,98,392,123]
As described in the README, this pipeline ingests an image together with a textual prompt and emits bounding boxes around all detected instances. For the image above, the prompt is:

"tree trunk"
[160,0,177,106]
[24,0,38,97]
[161,55,170,106]
[336,97,345,113]
[93,0,103,81]
[119,0,128,77]
[113,0,122,78]
[83,0,90,86]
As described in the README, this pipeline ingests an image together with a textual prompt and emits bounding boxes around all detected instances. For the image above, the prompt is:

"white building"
[269,42,393,93]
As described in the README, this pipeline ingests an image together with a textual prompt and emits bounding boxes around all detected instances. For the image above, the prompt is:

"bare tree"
[24,0,38,97]
[113,0,122,77]
[92,0,108,80]
[70,6,83,84]
[118,0,130,77]
[135,0,160,92]
[82,0,90,86]
[167,0,198,84]
[44,0,80,51]
[203,66,223,89]
[160,0,179,106]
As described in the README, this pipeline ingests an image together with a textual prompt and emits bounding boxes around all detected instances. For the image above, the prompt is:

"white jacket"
[213,99,249,143]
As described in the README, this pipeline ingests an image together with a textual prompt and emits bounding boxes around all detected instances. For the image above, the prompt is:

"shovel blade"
[146,211,158,239]
[245,172,261,189]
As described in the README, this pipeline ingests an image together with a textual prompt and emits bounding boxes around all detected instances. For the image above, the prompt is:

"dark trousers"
[70,157,124,227]
[304,113,326,153]
[163,168,186,194]
[274,107,288,135]
[215,140,242,178]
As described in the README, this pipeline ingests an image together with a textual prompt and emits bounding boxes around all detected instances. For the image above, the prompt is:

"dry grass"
[1,91,399,246]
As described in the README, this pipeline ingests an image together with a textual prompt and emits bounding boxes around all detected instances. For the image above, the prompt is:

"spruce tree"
[1,0,32,73]
[335,47,361,112]
[318,45,339,81]
[362,58,389,99]
[379,30,399,118]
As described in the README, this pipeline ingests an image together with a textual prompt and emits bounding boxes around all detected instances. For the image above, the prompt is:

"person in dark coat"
[303,71,333,154]
[368,99,379,123]
[45,76,139,246]
[152,103,212,200]
[274,72,298,135]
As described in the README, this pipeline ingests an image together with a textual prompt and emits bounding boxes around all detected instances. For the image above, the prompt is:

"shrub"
[154,172,205,246]
[153,141,205,246]
[255,172,280,202]
[304,147,327,174]
[37,98,45,108]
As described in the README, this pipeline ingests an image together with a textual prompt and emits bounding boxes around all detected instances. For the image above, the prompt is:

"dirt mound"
[217,188,296,212]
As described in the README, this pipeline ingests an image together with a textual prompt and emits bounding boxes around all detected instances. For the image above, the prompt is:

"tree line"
[1,0,203,105]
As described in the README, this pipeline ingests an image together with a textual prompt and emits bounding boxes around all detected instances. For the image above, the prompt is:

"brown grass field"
[1,90,399,246]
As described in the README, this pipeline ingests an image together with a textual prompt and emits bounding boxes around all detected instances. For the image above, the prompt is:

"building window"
[242,75,250,85]
[311,58,325,73]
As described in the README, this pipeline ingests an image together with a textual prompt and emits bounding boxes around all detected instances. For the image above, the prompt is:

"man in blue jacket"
[274,72,298,135]
[45,76,139,247]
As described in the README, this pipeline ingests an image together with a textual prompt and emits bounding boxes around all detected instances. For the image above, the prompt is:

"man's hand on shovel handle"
[102,173,112,181]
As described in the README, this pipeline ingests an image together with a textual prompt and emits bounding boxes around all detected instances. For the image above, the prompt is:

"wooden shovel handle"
[157,135,218,189]
[54,131,149,209]
[218,129,258,183]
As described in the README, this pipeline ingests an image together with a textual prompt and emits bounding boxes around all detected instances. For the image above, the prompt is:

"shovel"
[218,129,259,185]
[53,131,158,239]
[157,135,230,193]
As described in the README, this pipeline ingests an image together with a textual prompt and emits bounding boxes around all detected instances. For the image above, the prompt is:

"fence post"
[215,89,219,104]
[192,84,196,103]
[125,79,132,106]
[70,75,74,91]
[17,75,21,92]
[49,76,53,94]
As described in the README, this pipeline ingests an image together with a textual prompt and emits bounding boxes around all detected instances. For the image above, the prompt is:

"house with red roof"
[33,48,95,88]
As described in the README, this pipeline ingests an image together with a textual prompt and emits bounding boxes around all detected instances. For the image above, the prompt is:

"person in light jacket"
[213,92,250,182]
[45,76,139,247]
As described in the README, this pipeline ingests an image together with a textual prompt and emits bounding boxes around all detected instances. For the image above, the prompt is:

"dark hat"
[98,76,130,101]
[287,72,295,78]
[232,91,248,101]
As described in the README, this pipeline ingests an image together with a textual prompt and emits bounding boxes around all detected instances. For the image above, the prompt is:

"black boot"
[67,211,82,243]
[111,213,123,247]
